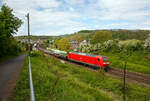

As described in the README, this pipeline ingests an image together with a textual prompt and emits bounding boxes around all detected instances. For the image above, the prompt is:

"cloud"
[97,0,150,20]
[1,0,150,36]
[64,0,85,5]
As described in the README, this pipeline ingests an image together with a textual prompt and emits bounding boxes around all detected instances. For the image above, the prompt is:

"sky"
[1,0,150,36]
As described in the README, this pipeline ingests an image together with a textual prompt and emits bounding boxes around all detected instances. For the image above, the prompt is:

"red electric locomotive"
[67,52,109,71]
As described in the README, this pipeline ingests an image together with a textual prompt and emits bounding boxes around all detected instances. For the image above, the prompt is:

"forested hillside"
[61,29,150,41]
[17,29,150,42]
[16,35,57,41]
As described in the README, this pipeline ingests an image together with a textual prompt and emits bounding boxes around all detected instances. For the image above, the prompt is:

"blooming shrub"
[144,34,150,51]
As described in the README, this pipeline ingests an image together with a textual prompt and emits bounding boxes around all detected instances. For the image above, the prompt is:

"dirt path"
[0,54,26,101]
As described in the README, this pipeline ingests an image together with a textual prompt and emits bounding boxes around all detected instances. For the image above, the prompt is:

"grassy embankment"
[14,51,150,101]
[99,51,150,75]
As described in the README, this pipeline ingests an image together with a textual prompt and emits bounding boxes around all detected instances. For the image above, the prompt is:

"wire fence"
[28,56,35,101]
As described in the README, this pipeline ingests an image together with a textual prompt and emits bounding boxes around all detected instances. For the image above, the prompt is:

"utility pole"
[27,13,30,56]
[26,13,35,101]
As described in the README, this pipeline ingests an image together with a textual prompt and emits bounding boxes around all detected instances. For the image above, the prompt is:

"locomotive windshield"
[103,57,108,61]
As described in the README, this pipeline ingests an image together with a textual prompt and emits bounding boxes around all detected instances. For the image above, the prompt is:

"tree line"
[0,5,23,58]
[59,29,150,41]
[80,31,150,54]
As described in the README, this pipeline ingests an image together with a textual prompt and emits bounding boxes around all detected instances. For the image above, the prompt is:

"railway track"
[37,46,150,86]
[108,68,150,85]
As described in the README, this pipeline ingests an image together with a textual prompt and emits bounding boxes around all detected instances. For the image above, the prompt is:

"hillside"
[16,29,150,41]
[61,29,150,41]
[15,35,58,41]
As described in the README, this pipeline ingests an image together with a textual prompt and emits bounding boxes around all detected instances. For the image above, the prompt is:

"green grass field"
[99,51,150,75]
[14,52,150,101]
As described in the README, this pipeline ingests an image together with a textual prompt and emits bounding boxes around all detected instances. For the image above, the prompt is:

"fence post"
[144,95,146,101]
[128,96,130,101]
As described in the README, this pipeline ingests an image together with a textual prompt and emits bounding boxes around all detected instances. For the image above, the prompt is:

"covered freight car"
[67,52,109,70]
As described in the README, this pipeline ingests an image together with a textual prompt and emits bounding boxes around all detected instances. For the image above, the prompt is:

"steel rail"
[29,56,35,101]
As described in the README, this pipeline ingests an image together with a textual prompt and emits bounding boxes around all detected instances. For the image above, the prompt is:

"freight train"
[38,47,109,71]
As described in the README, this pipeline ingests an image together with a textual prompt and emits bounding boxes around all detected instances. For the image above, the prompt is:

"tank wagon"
[68,52,109,71]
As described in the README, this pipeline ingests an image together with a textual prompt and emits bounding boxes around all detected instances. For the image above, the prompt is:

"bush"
[30,51,42,57]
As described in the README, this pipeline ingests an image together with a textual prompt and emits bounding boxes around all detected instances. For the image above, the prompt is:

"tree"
[90,31,112,44]
[72,35,83,43]
[53,39,60,49]
[144,34,150,51]
[57,38,70,52]
[0,5,22,36]
[0,5,23,57]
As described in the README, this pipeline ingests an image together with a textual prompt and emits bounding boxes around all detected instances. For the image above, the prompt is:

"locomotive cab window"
[103,58,108,61]
[97,58,100,61]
